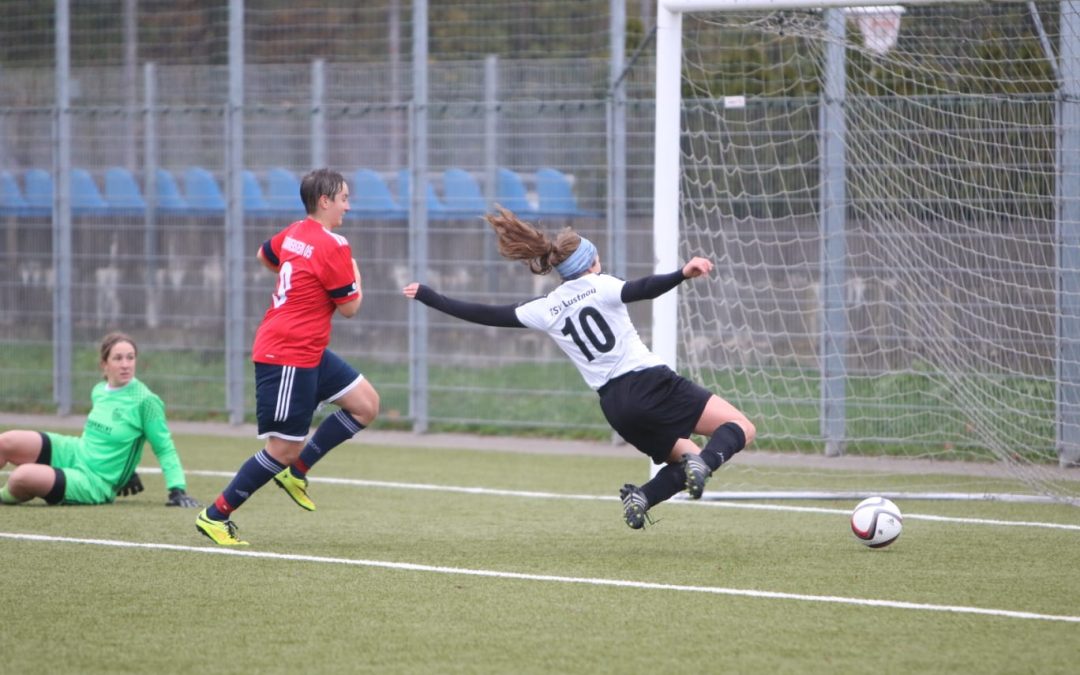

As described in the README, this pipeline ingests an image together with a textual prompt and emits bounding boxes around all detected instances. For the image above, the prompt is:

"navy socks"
[208,449,284,520]
[292,410,365,478]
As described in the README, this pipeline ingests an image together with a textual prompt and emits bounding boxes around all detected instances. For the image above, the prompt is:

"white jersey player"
[404,206,756,529]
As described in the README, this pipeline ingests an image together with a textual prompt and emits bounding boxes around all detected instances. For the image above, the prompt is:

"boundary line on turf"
[171,469,1080,532]
[1,531,1077,625]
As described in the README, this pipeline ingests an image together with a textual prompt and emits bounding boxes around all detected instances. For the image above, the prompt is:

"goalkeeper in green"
[0,332,199,507]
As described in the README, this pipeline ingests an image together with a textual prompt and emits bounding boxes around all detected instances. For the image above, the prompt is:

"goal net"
[655,0,1080,504]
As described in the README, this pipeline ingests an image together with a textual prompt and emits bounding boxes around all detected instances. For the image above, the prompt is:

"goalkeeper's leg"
[0,430,48,470]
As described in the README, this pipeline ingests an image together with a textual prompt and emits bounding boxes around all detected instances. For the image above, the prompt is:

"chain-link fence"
[1,1,1072,457]
[0,1,659,436]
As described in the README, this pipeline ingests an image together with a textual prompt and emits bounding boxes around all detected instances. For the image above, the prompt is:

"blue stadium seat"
[154,169,189,212]
[23,169,53,214]
[495,167,536,215]
[243,170,272,214]
[442,167,487,217]
[71,168,108,213]
[264,167,305,215]
[396,169,448,218]
[350,169,405,219]
[535,167,588,217]
[183,166,225,213]
[0,170,29,216]
[104,167,146,212]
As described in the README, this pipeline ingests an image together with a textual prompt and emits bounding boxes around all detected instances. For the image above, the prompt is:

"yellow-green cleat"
[195,508,249,546]
[273,468,316,511]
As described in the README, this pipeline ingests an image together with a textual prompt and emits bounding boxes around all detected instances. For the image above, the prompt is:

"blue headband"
[556,237,598,279]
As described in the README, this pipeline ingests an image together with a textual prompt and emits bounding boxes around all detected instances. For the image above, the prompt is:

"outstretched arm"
[620,257,713,303]
[403,283,526,328]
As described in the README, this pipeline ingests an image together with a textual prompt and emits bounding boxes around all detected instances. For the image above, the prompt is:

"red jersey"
[251,217,359,367]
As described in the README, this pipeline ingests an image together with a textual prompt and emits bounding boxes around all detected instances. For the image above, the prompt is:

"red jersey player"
[197,168,380,545]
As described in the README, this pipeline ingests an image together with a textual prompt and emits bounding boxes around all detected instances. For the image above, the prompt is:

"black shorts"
[597,365,712,464]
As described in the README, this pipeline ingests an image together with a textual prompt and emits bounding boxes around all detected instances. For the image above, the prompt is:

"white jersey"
[514,273,664,390]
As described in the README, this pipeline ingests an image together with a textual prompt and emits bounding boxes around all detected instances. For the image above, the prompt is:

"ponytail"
[484,205,582,276]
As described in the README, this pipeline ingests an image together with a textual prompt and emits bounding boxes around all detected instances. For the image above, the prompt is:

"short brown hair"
[99,332,137,365]
[300,168,346,215]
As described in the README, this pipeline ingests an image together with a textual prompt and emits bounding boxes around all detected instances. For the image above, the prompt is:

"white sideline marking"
[169,469,1080,532]
[0,531,1077,624]
[5,466,1080,531]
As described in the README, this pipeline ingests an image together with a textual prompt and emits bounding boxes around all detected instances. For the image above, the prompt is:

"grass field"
[2,428,1079,674]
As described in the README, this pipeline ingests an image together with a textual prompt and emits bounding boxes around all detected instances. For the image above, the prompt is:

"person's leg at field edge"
[201,359,379,525]
[636,396,756,508]
[201,361,317,529]
[202,436,298,524]
[289,378,379,480]
[272,377,379,511]
[0,430,57,503]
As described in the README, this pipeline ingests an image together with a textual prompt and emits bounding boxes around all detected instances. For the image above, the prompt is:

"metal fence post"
[225,0,246,425]
[53,0,72,415]
[408,0,430,433]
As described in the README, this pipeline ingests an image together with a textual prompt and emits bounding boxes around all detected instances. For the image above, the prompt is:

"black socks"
[699,421,746,472]
[640,463,686,507]
[638,422,747,507]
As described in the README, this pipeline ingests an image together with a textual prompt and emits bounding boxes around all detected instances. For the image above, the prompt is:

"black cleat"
[681,453,712,500]
[619,483,651,530]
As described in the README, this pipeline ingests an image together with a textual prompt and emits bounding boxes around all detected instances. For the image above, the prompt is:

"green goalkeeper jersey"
[81,377,187,491]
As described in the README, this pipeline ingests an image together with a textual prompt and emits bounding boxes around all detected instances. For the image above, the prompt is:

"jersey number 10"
[560,307,615,361]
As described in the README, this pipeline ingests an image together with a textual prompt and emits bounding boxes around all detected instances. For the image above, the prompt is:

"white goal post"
[651,0,1080,504]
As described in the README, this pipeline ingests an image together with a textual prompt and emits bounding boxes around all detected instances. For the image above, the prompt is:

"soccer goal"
[653,0,1080,504]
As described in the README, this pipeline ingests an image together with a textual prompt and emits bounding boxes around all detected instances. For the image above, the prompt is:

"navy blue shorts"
[254,350,363,441]
[598,365,712,464]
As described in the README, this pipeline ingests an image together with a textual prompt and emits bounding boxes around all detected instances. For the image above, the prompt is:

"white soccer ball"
[850,497,903,548]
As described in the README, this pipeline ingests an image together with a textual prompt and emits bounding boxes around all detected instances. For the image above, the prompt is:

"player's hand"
[682,257,713,279]
[166,488,200,508]
[117,472,145,497]
[403,282,420,299]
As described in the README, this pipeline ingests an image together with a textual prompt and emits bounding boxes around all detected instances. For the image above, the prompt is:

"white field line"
[171,468,1080,532]
[3,466,1080,531]
[0,530,1077,625]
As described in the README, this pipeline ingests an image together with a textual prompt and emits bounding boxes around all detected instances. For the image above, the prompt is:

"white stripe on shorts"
[275,366,295,422]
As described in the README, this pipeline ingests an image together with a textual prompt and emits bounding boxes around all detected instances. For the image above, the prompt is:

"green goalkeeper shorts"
[44,432,116,505]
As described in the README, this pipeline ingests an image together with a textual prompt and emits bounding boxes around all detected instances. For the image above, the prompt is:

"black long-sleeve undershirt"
[413,285,526,327]
[412,269,688,326]
[620,269,687,302]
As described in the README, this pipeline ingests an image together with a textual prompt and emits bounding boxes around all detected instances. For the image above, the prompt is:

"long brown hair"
[483,205,581,275]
